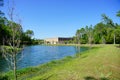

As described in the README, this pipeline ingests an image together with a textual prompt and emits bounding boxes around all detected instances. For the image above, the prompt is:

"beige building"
[44,37,73,44]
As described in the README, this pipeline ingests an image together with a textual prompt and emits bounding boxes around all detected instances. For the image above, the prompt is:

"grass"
[1,44,120,80]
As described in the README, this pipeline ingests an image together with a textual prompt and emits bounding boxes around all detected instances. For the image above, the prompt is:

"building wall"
[44,37,58,44]
[44,37,73,44]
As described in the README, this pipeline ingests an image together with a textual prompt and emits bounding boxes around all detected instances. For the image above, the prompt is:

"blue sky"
[2,0,120,39]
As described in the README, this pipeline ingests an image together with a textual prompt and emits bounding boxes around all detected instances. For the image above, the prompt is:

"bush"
[0,74,9,80]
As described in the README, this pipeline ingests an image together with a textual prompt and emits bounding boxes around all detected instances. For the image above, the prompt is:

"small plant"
[95,66,112,80]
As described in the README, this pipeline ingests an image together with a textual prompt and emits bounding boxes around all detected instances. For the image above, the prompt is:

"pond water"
[0,45,88,72]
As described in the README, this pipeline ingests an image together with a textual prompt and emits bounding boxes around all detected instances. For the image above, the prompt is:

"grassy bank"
[1,45,120,80]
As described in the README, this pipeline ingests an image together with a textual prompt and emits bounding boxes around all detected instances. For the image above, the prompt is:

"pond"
[0,45,88,72]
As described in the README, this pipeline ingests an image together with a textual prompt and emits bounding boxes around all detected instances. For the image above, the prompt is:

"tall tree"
[75,28,86,44]
[0,0,4,45]
[76,29,81,44]
[85,25,94,46]
[79,28,86,44]
[102,14,116,44]
[116,11,120,46]
[21,30,34,45]
[25,30,34,38]
[2,0,23,80]
[94,22,106,44]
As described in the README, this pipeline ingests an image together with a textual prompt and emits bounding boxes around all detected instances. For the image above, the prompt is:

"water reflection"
[0,56,9,72]
[75,46,81,53]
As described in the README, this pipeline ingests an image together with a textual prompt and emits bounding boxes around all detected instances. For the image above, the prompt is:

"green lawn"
[2,44,120,80]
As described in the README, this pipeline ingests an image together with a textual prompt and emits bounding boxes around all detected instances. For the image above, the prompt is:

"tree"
[114,26,120,44]
[105,26,113,43]
[79,28,87,44]
[0,0,5,45]
[20,30,34,45]
[102,14,116,44]
[75,28,86,44]
[116,11,120,46]
[2,0,23,80]
[116,10,120,17]
[76,29,81,44]
[85,25,94,46]
[0,22,12,45]
[25,30,34,38]
[2,22,22,80]
[94,22,106,44]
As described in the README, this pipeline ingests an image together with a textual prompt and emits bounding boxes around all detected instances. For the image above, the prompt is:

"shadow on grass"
[116,45,120,48]
[41,74,54,80]
[84,76,109,80]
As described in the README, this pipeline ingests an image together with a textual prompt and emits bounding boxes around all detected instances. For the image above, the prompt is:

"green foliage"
[94,22,106,44]
[0,17,35,45]
[74,13,120,44]
[116,10,120,17]
[0,19,11,45]
[0,5,35,46]
[0,74,9,80]
[115,26,120,44]
[25,30,34,38]
[21,30,35,45]
[75,27,87,44]
[1,46,21,54]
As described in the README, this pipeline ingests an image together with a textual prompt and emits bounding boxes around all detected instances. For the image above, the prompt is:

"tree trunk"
[13,54,17,80]
[89,37,92,48]
[114,34,116,45]
[78,39,80,45]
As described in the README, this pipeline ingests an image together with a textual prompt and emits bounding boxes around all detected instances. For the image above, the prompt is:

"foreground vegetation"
[1,44,119,80]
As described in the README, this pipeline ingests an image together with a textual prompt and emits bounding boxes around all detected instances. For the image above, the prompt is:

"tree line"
[0,11,34,46]
[74,12,120,45]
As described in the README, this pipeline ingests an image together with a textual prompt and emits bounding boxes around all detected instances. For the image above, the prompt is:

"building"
[44,37,73,44]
